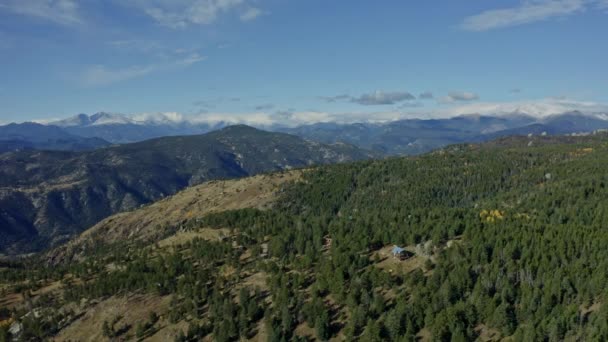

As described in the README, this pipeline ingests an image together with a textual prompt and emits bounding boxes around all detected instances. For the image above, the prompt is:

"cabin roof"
[392,246,405,254]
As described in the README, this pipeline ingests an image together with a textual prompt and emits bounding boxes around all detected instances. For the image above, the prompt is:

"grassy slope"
[48,170,304,264]
[2,170,302,341]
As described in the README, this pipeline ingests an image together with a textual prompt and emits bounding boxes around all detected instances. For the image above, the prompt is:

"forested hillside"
[2,134,608,341]
[0,125,374,255]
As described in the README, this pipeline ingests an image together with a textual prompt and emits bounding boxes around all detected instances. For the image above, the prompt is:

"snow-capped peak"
[88,112,134,126]
[52,112,134,127]
[52,113,92,127]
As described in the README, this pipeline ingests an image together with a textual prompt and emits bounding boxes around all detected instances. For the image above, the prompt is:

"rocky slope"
[47,170,304,265]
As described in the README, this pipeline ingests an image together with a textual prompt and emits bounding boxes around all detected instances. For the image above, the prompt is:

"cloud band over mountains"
[323,90,479,106]
[34,97,608,129]
[322,90,440,106]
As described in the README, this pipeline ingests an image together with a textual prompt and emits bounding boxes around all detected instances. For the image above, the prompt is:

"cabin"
[391,246,414,260]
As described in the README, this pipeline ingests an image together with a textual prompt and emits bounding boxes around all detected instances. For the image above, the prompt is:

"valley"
[0,126,374,255]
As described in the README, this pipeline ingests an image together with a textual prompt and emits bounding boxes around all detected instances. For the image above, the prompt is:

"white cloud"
[107,40,204,64]
[176,52,206,66]
[187,0,243,24]
[320,94,351,103]
[321,91,417,105]
[240,7,264,21]
[80,53,205,86]
[352,91,416,105]
[461,0,587,31]
[107,40,165,53]
[142,109,429,127]
[189,112,278,126]
[0,0,82,26]
[127,0,263,28]
[108,110,401,127]
[441,91,480,103]
[131,112,186,124]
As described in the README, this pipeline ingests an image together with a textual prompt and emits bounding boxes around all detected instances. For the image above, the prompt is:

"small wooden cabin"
[391,246,414,261]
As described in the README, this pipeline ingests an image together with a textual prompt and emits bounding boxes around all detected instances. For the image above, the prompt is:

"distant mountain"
[281,112,608,154]
[482,111,608,140]
[53,112,133,126]
[52,112,227,144]
[38,111,608,154]
[279,114,538,155]
[0,122,110,152]
[0,125,376,255]
[540,111,608,133]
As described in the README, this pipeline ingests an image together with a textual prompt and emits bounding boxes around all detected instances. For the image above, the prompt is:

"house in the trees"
[392,246,414,260]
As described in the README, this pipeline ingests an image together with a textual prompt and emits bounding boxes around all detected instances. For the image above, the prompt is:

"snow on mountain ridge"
[45,101,608,130]
[89,112,134,126]
[53,112,185,127]
[443,99,608,120]
[52,112,279,128]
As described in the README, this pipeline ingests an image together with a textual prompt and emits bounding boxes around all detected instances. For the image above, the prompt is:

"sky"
[1,0,608,125]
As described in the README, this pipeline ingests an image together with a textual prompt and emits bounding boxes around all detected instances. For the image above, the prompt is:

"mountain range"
[4,111,608,155]
[2,110,608,254]
[0,122,110,153]
[2,111,608,155]
[281,112,608,154]
[51,113,226,144]
[0,125,374,255]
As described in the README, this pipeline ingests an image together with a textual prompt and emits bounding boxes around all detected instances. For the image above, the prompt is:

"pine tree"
[361,319,382,342]
[315,310,330,341]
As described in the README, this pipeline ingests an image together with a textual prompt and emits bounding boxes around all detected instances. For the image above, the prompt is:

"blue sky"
[1,0,608,125]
